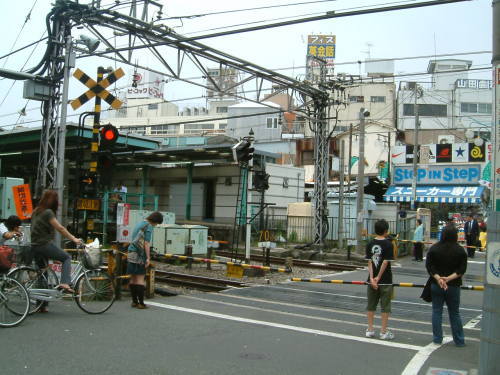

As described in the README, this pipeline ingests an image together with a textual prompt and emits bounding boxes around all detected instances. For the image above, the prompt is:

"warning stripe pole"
[368,235,486,251]
[162,253,291,273]
[290,278,484,291]
[90,66,104,175]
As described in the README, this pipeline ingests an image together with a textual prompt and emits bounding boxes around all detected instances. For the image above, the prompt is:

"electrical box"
[183,225,208,254]
[23,80,52,101]
[152,224,188,255]
[0,177,24,219]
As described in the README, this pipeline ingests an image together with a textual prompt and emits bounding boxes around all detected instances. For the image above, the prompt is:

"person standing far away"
[413,218,424,261]
[30,190,83,297]
[365,219,395,340]
[0,215,23,245]
[127,211,163,309]
[425,225,467,347]
[464,214,479,258]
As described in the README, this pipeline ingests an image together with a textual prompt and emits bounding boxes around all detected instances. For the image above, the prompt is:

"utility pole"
[338,140,345,251]
[480,1,500,373]
[347,124,353,259]
[355,109,367,254]
[311,56,330,250]
[54,35,74,244]
[245,129,255,263]
[411,83,420,210]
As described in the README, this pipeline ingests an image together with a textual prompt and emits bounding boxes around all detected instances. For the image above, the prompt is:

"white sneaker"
[379,330,395,340]
[365,329,375,338]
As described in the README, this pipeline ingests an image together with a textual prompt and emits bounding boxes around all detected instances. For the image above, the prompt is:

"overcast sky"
[0,0,492,129]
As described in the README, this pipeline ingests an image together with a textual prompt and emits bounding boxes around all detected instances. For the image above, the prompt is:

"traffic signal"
[80,174,97,196]
[253,171,270,191]
[98,152,115,187]
[100,124,119,148]
[232,140,254,164]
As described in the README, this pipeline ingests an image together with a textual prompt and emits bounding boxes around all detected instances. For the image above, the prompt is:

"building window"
[266,117,278,129]
[349,96,364,103]
[148,103,158,110]
[370,96,386,103]
[282,177,289,188]
[216,106,228,113]
[184,123,215,134]
[403,104,447,117]
[116,107,127,118]
[126,126,146,135]
[150,124,179,135]
[461,102,492,114]
[218,123,227,130]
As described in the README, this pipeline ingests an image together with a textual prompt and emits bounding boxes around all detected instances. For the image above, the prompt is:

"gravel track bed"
[153,259,356,295]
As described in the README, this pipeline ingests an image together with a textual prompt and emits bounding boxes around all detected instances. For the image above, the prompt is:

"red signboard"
[11,184,33,220]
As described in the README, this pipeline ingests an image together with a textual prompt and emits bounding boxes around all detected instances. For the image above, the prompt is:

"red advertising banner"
[11,184,33,220]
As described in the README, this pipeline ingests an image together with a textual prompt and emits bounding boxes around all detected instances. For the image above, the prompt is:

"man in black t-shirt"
[365,219,395,340]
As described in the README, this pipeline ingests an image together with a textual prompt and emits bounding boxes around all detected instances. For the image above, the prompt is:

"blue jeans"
[32,243,72,285]
[431,283,465,346]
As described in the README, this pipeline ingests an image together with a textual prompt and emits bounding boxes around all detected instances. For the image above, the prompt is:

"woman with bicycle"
[127,211,163,309]
[30,190,82,300]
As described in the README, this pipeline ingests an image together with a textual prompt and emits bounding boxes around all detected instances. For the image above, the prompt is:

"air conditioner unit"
[438,135,455,144]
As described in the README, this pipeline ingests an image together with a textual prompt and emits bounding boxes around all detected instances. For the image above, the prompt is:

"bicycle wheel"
[0,276,29,327]
[8,266,57,314]
[74,269,115,314]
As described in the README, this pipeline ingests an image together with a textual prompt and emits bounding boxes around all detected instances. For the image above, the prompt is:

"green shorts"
[366,285,393,313]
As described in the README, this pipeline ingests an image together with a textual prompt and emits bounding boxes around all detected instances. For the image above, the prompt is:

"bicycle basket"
[82,246,102,269]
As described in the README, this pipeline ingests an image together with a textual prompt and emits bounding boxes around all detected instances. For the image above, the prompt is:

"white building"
[397,59,493,145]
[106,97,236,137]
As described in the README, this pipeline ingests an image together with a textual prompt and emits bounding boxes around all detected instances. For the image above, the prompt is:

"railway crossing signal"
[71,67,125,110]
[100,124,119,148]
[232,140,254,164]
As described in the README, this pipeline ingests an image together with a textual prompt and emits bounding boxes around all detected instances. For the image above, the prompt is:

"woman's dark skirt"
[127,262,146,275]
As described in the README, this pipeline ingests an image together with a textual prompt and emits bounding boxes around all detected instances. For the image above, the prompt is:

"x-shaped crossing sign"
[71,68,125,110]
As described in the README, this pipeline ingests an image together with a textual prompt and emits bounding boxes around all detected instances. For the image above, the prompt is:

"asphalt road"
[0,253,485,375]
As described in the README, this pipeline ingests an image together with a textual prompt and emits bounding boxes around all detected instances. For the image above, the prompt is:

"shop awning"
[383,185,485,203]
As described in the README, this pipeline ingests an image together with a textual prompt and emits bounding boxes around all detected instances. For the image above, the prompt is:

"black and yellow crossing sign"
[71,68,125,110]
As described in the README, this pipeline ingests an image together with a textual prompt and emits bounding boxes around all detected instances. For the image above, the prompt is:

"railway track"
[155,270,248,292]
[215,251,362,272]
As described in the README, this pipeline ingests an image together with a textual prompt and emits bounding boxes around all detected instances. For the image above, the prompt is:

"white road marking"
[401,337,453,375]
[214,293,480,331]
[278,270,360,284]
[147,300,423,351]
[182,295,481,341]
[269,285,483,312]
[464,314,482,329]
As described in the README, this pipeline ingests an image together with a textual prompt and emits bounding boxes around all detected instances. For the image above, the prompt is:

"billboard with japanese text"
[306,34,335,82]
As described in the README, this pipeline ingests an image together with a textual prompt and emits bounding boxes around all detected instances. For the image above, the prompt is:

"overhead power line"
[169,0,471,43]
[161,0,337,20]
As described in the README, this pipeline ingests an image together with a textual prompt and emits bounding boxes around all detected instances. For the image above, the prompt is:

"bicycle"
[8,243,115,314]
[0,271,30,327]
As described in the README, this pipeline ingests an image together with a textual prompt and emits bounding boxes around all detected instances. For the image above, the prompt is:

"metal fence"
[254,215,415,254]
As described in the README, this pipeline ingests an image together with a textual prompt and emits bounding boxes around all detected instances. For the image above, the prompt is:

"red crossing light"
[100,124,119,147]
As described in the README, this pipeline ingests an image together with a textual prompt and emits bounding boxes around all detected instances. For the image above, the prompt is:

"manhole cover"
[239,353,268,360]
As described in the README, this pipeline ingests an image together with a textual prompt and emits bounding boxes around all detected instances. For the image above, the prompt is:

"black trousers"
[465,235,477,258]
[413,242,423,261]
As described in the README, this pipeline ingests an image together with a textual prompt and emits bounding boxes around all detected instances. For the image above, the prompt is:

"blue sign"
[393,164,481,185]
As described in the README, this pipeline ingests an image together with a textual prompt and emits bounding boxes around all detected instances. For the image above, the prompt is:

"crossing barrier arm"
[290,278,484,291]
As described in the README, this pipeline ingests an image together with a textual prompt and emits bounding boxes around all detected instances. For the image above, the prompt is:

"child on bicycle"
[0,215,23,245]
